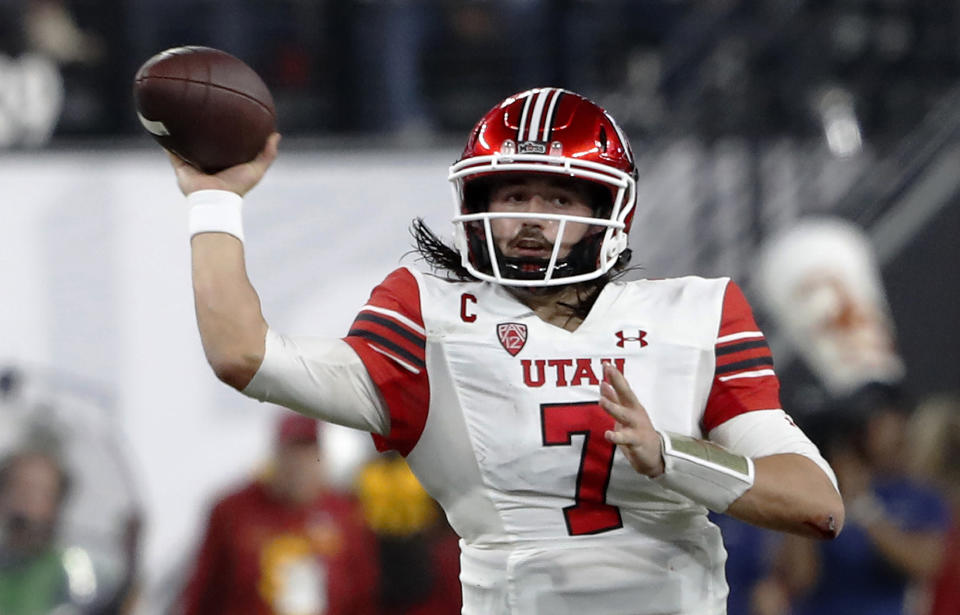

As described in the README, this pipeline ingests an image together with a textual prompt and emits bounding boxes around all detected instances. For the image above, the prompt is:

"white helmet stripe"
[525,88,553,142]
[541,89,564,142]
[517,90,536,143]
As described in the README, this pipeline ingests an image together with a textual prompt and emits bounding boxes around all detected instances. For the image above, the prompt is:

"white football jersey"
[343,267,783,615]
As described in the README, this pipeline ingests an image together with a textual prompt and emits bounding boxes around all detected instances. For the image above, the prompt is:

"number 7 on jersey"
[541,401,623,535]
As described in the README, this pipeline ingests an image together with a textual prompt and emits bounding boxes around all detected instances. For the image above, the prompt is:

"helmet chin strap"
[499,255,575,280]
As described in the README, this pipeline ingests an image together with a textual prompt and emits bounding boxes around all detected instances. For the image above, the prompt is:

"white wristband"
[188,189,244,242]
[654,430,755,512]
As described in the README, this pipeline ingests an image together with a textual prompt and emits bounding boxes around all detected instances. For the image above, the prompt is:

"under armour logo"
[615,330,648,348]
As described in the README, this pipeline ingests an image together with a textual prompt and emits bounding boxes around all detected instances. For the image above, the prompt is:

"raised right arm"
[191,229,266,389]
[170,134,280,389]
[169,135,389,435]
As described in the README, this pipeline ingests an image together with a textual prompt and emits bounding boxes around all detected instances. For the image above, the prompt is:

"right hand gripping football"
[168,133,281,197]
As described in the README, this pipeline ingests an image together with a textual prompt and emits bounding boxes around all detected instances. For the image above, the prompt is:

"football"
[133,46,276,173]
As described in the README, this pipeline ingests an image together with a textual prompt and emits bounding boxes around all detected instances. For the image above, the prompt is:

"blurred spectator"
[355,452,461,615]
[0,445,73,614]
[0,370,142,615]
[708,513,785,615]
[22,0,104,65]
[346,0,441,138]
[773,384,950,615]
[175,410,380,615]
[126,1,310,92]
[125,1,334,133]
[1,0,957,140]
[350,0,668,138]
[907,394,960,615]
[0,0,953,140]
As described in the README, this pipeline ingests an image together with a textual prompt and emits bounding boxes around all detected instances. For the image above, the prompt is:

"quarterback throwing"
[169,88,843,615]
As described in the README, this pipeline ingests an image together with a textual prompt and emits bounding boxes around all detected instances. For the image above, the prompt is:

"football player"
[168,88,844,615]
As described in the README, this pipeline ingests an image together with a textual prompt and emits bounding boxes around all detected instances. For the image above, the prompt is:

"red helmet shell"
[462,88,635,177]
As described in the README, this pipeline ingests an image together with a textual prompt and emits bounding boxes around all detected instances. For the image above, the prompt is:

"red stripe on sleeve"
[344,268,429,456]
[717,279,757,339]
[703,280,783,433]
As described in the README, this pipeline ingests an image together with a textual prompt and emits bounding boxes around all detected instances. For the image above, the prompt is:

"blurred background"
[1,1,958,614]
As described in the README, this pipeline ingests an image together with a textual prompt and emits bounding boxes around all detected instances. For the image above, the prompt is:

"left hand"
[600,363,665,477]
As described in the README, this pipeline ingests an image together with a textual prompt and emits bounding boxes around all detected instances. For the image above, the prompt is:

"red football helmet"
[449,88,637,287]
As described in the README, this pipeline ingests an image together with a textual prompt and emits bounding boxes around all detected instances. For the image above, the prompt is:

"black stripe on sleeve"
[715,356,774,375]
[353,313,425,348]
[347,329,426,369]
[715,339,769,356]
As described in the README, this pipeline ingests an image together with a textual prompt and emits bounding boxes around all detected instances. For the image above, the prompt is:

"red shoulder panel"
[343,268,430,455]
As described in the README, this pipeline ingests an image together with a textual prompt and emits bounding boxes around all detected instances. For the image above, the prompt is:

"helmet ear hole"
[585,181,613,218]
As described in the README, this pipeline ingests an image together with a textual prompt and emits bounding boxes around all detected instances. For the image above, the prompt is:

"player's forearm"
[191,232,267,389]
[725,453,844,539]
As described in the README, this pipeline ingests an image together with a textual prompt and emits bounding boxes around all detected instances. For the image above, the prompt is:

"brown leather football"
[133,46,276,173]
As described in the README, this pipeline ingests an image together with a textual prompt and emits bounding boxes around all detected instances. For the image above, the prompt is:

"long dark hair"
[409,217,473,282]
[408,218,635,320]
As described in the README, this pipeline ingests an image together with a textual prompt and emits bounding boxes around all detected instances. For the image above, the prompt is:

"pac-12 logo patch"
[497,323,528,356]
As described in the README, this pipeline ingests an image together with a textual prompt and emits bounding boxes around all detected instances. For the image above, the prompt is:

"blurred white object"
[0,53,63,147]
[756,217,905,396]
[816,87,863,158]
[321,423,376,490]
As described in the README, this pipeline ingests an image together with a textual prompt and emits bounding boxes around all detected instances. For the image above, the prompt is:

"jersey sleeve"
[343,267,430,455]
[703,280,783,433]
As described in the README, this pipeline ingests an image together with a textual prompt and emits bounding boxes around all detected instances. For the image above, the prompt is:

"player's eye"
[550,192,577,207]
